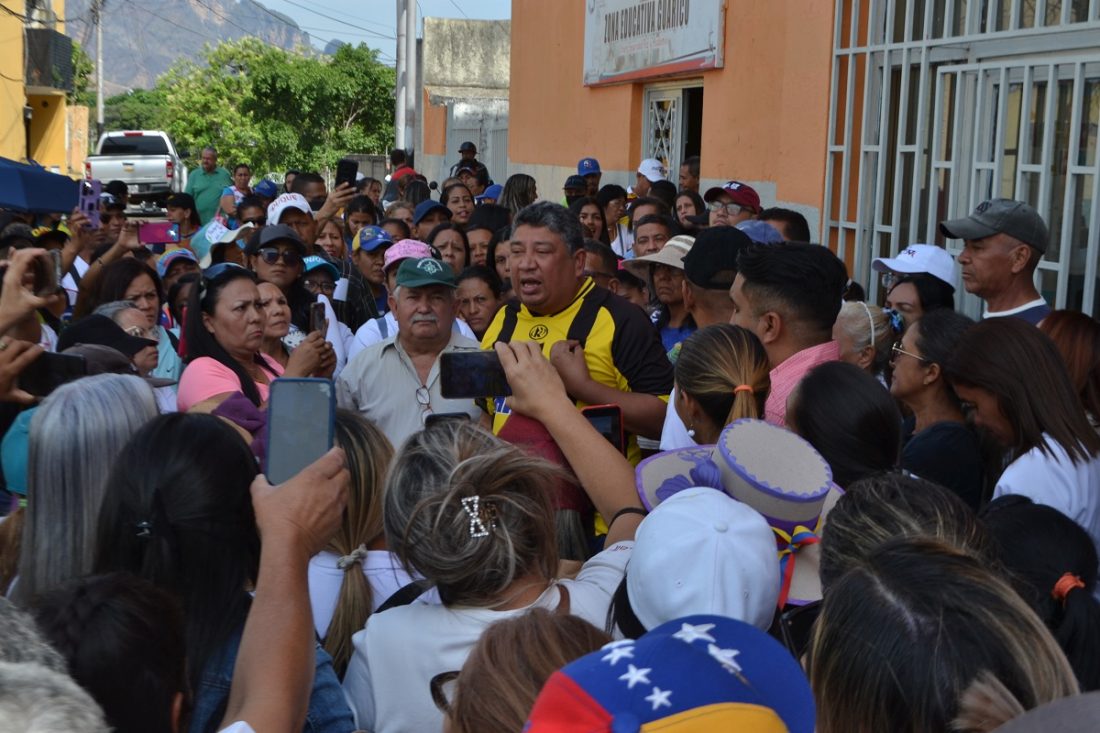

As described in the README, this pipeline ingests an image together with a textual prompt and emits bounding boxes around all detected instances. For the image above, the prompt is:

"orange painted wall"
[509,0,836,212]
[422,89,447,156]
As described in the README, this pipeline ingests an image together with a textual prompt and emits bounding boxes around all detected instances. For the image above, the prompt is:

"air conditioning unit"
[24,28,73,92]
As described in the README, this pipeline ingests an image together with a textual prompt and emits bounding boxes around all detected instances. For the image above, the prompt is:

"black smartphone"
[265,378,335,484]
[21,352,88,397]
[32,250,63,297]
[335,158,359,190]
[439,350,512,399]
[581,404,625,455]
[80,180,101,228]
[778,600,822,660]
[310,302,327,334]
[424,412,472,428]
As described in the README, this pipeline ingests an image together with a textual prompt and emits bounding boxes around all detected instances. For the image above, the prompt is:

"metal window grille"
[825,0,1100,315]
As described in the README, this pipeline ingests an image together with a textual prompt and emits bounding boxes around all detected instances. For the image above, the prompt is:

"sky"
[263,0,512,65]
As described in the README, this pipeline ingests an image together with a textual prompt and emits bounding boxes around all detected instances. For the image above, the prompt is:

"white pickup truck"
[84,131,188,207]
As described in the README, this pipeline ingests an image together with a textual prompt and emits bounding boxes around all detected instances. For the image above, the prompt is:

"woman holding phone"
[178,264,333,411]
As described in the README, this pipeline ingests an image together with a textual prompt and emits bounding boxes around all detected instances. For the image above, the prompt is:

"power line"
[119,0,218,42]
[446,0,469,19]
[276,0,395,40]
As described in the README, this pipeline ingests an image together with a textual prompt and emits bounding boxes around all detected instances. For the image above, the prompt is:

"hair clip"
[135,520,153,540]
[337,544,369,570]
[461,496,497,538]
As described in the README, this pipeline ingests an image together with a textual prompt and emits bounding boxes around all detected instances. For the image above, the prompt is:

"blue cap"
[736,220,785,244]
[156,248,198,279]
[578,157,601,175]
[352,225,394,253]
[1,408,36,497]
[475,184,503,203]
[413,199,452,225]
[302,255,340,281]
[254,179,279,199]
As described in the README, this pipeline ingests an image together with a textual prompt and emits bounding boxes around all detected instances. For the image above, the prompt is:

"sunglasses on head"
[257,248,302,266]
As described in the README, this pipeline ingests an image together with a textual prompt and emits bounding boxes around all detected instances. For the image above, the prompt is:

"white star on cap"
[707,644,742,674]
[618,664,652,689]
[601,645,634,666]
[645,686,672,711]
[672,622,716,644]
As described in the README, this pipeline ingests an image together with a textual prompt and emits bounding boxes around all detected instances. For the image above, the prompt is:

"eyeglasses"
[416,386,433,422]
[257,248,302,266]
[891,341,929,363]
[582,269,616,283]
[304,279,336,294]
[706,201,745,215]
[124,325,160,342]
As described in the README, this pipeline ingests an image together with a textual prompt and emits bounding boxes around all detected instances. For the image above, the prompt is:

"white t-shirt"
[994,435,1100,571]
[308,549,439,639]
[659,387,695,450]
[218,724,253,733]
[347,313,476,361]
[341,541,633,733]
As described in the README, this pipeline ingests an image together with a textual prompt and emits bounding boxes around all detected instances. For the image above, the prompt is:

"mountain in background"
[66,0,315,92]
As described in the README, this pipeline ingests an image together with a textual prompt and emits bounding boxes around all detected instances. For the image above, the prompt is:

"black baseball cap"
[166,193,197,211]
[459,141,477,152]
[245,223,306,255]
[681,226,752,289]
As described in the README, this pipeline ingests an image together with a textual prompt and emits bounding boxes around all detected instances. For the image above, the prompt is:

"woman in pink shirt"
[177,263,333,411]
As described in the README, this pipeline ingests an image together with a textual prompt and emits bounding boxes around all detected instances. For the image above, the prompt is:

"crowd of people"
[0,139,1098,732]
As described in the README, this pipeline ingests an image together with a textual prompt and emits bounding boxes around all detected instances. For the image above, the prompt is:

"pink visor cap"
[383,239,436,272]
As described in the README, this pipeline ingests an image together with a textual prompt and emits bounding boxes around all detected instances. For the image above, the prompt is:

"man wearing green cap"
[336,258,485,445]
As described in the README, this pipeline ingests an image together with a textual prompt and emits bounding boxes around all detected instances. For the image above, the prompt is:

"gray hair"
[0,598,65,672]
[93,300,141,324]
[202,146,217,157]
[383,421,562,607]
[0,662,109,732]
[511,201,585,254]
[15,375,158,603]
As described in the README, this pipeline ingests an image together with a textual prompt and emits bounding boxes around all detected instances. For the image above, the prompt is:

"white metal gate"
[643,86,681,177]
[823,0,1100,315]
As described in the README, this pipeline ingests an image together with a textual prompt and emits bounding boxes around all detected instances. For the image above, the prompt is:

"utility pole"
[404,0,416,160]
[394,0,406,151]
[93,0,104,141]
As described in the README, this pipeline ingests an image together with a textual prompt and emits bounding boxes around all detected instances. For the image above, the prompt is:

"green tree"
[103,88,168,131]
[155,38,394,174]
[68,40,95,107]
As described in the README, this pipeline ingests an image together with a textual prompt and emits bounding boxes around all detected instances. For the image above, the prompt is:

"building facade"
[1,0,82,177]
[503,0,1100,316]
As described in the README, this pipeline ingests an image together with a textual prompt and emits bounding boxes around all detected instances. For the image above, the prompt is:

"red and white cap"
[872,244,958,289]
[702,181,761,213]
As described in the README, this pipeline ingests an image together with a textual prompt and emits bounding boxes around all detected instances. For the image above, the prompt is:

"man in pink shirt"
[729,242,849,426]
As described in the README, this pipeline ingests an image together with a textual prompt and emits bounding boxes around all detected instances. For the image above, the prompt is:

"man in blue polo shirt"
[184,147,233,224]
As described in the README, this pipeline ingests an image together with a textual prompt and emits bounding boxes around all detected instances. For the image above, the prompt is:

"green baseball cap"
[394,257,456,289]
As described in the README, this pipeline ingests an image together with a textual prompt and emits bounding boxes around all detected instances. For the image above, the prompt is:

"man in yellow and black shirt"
[481,201,673,464]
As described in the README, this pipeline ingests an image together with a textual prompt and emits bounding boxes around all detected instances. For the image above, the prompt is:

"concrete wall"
[507,0,836,240]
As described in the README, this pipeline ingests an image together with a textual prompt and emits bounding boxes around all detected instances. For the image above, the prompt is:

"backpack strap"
[376,579,433,613]
[377,314,388,339]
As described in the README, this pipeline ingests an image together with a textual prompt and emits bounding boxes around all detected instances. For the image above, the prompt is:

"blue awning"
[0,157,80,214]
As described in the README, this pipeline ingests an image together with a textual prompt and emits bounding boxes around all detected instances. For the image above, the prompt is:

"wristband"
[609,506,647,527]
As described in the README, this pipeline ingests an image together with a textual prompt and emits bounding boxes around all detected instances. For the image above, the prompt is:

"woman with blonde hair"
[672,324,769,444]
[442,608,611,733]
[811,537,1078,733]
[308,410,420,678]
[833,300,899,382]
[499,173,538,216]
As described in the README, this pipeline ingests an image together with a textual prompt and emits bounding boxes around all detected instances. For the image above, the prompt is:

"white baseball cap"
[627,487,780,632]
[637,158,668,183]
[872,244,958,289]
[267,193,312,226]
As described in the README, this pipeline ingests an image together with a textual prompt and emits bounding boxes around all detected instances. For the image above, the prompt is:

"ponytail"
[675,325,770,430]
